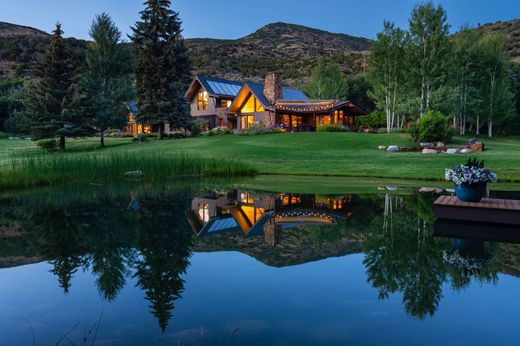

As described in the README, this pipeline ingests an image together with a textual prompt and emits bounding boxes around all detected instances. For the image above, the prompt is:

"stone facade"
[263,72,282,104]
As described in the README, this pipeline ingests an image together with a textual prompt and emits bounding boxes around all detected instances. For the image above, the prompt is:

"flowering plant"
[445,158,497,185]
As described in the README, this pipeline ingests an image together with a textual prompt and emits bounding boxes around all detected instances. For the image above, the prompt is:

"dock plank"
[433,196,520,226]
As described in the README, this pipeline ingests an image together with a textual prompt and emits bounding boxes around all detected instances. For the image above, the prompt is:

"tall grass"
[0,151,256,189]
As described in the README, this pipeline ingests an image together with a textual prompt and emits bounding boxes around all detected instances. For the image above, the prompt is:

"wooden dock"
[433,196,520,226]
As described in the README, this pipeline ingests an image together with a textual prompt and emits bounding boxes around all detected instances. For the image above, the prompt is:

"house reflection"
[187,190,355,246]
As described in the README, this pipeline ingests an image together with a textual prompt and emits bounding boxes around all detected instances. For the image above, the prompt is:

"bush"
[188,119,209,136]
[0,132,8,139]
[235,124,277,136]
[410,110,452,143]
[357,111,386,128]
[205,126,233,136]
[317,125,347,132]
[131,134,149,143]
[36,139,58,151]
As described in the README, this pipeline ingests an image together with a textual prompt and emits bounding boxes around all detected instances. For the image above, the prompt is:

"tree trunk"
[59,135,65,152]
[488,120,493,138]
[100,130,105,147]
[476,116,480,135]
[157,123,164,140]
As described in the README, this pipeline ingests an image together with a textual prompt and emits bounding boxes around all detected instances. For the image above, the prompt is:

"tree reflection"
[134,192,194,332]
[363,193,499,319]
[29,204,88,294]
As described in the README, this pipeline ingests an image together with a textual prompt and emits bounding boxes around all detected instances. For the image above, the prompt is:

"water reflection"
[0,184,519,338]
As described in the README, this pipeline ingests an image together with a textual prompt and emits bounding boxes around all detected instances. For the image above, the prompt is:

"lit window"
[197,91,209,110]
[198,203,210,222]
[220,99,232,108]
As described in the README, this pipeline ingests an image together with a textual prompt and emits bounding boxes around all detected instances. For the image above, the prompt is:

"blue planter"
[455,183,487,202]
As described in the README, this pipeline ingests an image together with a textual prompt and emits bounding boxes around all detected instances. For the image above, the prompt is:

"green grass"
[0,150,255,189]
[1,132,520,187]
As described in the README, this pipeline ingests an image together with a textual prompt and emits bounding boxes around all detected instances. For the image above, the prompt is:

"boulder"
[470,143,484,152]
[420,142,434,148]
[386,145,400,152]
[435,142,445,147]
[446,148,460,154]
[461,148,472,154]
[378,145,387,150]
[124,170,143,180]
[422,149,438,154]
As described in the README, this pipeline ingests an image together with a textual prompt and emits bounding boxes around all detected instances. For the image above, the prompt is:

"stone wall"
[263,73,282,104]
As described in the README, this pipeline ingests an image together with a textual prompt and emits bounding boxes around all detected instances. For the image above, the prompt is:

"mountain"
[0,21,87,78]
[473,19,520,62]
[186,22,372,86]
[1,19,520,85]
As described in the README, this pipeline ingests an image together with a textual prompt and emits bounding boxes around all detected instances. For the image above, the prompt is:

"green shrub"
[317,125,347,132]
[132,134,149,143]
[410,110,452,143]
[205,127,233,136]
[357,111,386,128]
[235,124,276,136]
[188,119,209,136]
[0,132,8,139]
[36,139,58,151]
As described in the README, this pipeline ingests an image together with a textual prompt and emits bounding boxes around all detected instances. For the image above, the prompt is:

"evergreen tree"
[78,13,134,147]
[23,24,90,151]
[303,58,348,100]
[131,0,192,140]
[408,2,451,117]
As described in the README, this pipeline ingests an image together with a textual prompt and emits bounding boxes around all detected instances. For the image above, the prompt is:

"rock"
[422,149,438,154]
[386,145,400,152]
[468,138,482,145]
[435,142,445,147]
[378,145,387,150]
[124,170,143,179]
[386,186,399,191]
[420,142,434,148]
[461,148,472,154]
[420,187,436,193]
[470,143,484,152]
[446,148,460,154]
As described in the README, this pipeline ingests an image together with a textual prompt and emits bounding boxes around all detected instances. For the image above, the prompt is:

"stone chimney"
[263,72,282,104]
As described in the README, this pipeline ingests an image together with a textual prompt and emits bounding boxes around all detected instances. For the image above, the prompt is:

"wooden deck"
[433,196,520,226]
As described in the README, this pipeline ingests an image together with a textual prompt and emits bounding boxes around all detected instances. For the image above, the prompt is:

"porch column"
[330,109,334,125]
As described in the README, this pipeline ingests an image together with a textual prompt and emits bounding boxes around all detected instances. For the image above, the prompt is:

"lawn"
[1,132,520,182]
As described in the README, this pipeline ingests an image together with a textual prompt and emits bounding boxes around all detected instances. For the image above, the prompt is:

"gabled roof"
[229,82,309,113]
[185,75,244,100]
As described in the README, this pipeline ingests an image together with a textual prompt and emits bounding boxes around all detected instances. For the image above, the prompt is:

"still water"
[0,181,519,345]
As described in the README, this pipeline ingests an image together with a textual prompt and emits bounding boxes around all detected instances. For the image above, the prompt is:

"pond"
[0,179,519,345]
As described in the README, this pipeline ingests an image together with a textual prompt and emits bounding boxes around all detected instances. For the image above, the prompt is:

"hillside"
[473,19,520,62]
[186,22,372,86]
[1,18,520,84]
[0,21,86,78]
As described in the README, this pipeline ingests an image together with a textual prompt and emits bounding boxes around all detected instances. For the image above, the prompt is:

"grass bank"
[1,132,520,185]
[0,151,256,189]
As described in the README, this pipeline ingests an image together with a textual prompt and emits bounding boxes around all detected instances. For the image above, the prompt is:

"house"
[124,101,152,136]
[185,76,244,129]
[186,73,366,131]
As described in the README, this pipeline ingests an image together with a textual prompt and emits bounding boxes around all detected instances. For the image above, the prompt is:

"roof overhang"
[228,84,273,114]
[274,100,366,115]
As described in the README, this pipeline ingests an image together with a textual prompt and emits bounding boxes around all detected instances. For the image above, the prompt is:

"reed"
[0,151,256,189]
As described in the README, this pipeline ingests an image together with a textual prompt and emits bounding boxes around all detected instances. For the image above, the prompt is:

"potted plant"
[445,158,497,202]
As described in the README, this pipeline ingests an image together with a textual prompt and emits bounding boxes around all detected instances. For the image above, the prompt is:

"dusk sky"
[1,0,519,40]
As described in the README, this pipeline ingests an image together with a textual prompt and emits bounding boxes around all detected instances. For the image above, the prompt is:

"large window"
[241,115,255,128]
[198,203,210,222]
[197,91,209,110]
[334,110,344,124]
[317,115,331,126]
[241,94,264,113]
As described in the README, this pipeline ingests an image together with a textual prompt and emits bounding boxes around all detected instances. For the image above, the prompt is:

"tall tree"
[23,24,90,151]
[79,13,134,147]
[367,22,408,132]
[476,33,515,137]
[451,27,481,135]
[131,0,192,140]
[408,2,450,117]
[303,58,348,100]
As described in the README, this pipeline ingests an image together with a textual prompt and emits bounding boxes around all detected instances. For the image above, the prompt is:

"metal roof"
[198,76,243,97]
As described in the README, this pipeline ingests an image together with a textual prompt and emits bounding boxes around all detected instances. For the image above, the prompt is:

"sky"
[0,0,519,41]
